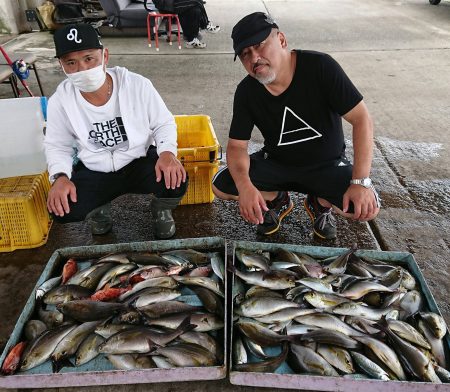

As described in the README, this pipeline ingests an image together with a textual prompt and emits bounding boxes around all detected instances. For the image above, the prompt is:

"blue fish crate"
[229,241,450,392]
[0,237,227,388]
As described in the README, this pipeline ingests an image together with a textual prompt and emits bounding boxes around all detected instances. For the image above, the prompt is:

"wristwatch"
[350,177,372,188]
[50,172,68,184]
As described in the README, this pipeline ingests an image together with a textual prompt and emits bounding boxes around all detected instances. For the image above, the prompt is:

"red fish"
[186,266,213,277]
[90,284,132,301]
[62,258,78,284]
[1,341,27,375]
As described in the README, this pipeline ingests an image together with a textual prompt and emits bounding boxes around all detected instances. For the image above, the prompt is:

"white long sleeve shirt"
[44,66,177,180]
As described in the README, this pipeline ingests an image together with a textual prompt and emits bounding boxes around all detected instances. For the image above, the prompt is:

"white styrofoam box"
[0,96,47,178]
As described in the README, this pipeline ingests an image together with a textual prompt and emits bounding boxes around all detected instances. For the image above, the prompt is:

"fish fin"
[52,357,74,373]
[176,315,197,335]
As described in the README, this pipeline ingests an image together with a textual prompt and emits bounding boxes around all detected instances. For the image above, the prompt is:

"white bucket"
[0,96,47,178]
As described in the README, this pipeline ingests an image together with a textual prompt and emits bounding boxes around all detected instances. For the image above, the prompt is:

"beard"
[254,69,276,85]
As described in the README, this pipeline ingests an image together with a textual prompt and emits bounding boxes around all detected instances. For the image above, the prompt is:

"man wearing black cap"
[212,12,380,240]
[44,23,187,238]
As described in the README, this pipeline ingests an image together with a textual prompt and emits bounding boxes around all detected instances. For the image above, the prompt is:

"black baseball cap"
[54,24,103,58]
[231,12,278,61]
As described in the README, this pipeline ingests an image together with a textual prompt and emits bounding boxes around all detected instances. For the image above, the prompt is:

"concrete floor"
[0,0,449,390]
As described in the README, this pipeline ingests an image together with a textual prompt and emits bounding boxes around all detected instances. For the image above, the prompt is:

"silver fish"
[95,323,136,339]
[332,301,398,321]
[66,262,117,290]
[376,267,403,290]
[133,288,181,308]
[299,329,361,349]
[147,312,224,332]
[234,342,288,373]
[401,269,417,290]
[210,252,225,282]
[233,334,247,365]
[179,331,222,361]
[36,276,62,300]
[434,365,450,383]
[138,300,200,318]
[119,276,178,301]
[242,335,268,359]
[58,300,128,322]
[344,316,380,335]
[161,249,209,265]
[37,303,64,329]
[317,344,354,374]
[245,286,283,299]
[340,280,394,300]
[350,351,390,380]
[151,343,217,367]
[228,265,295,290]
[235,297,300,318]
[417,319,448,368]
[172,275,224,297]
[107,354,155,370]
[304,291,348,310]
[95,263,138,291]
[236,318,294,347]
[297,278,334,294]
[353,335,406,380]
[253,308,317,324]
[290,344,339,376]
[43,284,92,305]
[285,324,320,335]
[236,249,271,272]
[419,312,448,339]
[387,319,431,349]
[152,356,175,368]
[20,324,77,371]
[294,313,366,337]
[323,245,356,275]
[399,290,423,319]
[75,333,105,366]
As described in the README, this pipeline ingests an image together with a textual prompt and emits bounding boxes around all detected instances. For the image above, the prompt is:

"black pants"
[53,146,188,223]
[174,0,208,41]
[212,150,354,211]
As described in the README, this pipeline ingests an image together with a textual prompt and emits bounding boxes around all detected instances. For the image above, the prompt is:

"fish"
[96,253,130,264]
[57,300,128,322]
[147,312,224,332]
[66,262,118,290]
[119,276,178,301]
[61,258,78,284]
[95,323,136,339]
[323,245,356,275]
[171,276,224,298]
[137,300,200,318]
[285,324,320,335]
[236,318,296,347]
[90,284,131,301]
[299,329,361,349]
[133,288,181,308]
[235,249,271,272]
[37,302,64,329]
[161,249,209,265]
[332,301,398,321]
[99,317,195,354]
[43,284,92,305]
[179,330,223,361]
[418,312,448,339]
[344,316,380,335]
[242,335,268,359]
[151,342,217,367]
[235,297,300,318]
[127,252,176,266]
[289,344,339,376]
[228,265,295,290]
[36,276,62,300]
[386,319,431,349]
[51,321,101,372]
[303,291,348,310]
[297,278,334,294]
[317,344,354,374]
[434,365,450,383]
[152,356,175,368]
[340,280,394,300]
[95,263,138,291]
[1,341,27,375]
[190,286,225,317]
[417,319,448,368]
[253,308,317,324]
[233,334,247,365]
[399,290,423,319]
[350,351,391,380]
[353,334,406,380]
[234,342,289,373]
[186,265,213,277]
[75,333,105,366]
[233,275,246,305]
[376,319,441,383]
[24,319,47,340]
[107,354,155,370]
[294,313,366,337]
[376,267,403,290]
[20,324,77,372]
[245,285,284,299]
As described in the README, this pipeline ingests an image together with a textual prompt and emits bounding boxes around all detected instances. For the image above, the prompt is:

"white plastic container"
[0,96,47,178]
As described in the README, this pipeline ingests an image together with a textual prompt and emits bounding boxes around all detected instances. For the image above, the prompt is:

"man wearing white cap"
[45,23,187,238]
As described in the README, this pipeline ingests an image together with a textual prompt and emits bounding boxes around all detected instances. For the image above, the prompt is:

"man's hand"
[238,183,269,225]
[47,176,77,217]
[155,151,187,189]
[342,184,379,221]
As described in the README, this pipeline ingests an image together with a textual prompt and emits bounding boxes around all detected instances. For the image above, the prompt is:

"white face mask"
[63,50,106,93]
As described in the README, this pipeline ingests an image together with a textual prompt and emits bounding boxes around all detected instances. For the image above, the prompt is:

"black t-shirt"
[229,50,363,166]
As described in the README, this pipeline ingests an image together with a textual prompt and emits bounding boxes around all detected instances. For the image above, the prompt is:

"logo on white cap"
[67,28,82,44]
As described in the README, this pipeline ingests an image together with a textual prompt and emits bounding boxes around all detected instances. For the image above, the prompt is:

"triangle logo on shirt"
[277,106,322,146]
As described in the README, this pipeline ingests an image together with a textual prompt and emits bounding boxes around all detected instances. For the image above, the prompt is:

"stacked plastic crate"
[175,115,221,205]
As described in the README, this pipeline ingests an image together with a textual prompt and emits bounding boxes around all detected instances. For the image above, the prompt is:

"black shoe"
[86,203,112,235]
[257,191,294,235]
[304,195,337,240]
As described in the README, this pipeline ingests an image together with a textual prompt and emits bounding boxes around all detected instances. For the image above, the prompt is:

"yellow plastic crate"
[0,173,52,252]
[180,161,219,205]
[176,115,221,163]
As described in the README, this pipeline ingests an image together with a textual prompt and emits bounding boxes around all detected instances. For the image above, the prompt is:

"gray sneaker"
[304,195,337,240]
[85,203,112,235]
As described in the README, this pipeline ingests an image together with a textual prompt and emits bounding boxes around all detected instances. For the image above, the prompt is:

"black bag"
[146,0,175,13]
[52,1,84,24]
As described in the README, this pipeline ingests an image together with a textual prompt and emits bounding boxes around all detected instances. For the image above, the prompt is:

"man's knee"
[212,184,237,201]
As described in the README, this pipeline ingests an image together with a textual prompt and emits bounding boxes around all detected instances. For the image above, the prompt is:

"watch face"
[362,178,372,187]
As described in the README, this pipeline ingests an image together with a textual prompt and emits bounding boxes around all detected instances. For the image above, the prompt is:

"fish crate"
[0,172,52,252]
[0,237,227,388]
[175,115,221,164]
[180,161,219,206]
[229,241,450,392]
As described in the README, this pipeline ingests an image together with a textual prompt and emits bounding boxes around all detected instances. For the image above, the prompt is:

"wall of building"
[0,0,45,34]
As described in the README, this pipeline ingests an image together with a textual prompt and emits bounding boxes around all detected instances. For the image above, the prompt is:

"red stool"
[147,12,182,51]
